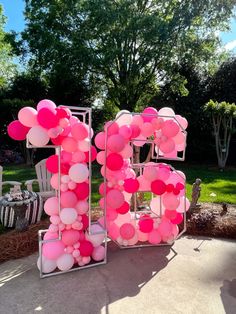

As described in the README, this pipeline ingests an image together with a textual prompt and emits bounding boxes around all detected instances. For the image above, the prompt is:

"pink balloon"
[108,222,120,240]
[123,178,139,193]
[62,229,80,246]
[148,229,161,244]
[160,138,175,154]
[137,230,148,242]
[50,173,59,190]
[107,134,125,153]
[119,125,132,139]
[143,165,158,181]
[71,122,89,140]
[162,193,180,210]
[62,137,78,152]
[106,189,125,209]
[130,124,141,138]
[161,120,180,138]
[171,213,183,224]
[46,155,58,173]
[106,153,124,171]
[141,122,154,137]
[120,223,135,240]
[173,131,186,145]
[176,196,190,213]
[92,245,105,261]
[104,121,119,135]
[61,151,72,163]
[158,218,172,237]
[116,201,130,214]
[61,191,77,208]
[95,132,106,150]
[44,197,59,216]
[18,107,38,127]
[43,231,59,240]
[42,241,65,260]
[96,151,106,165]
[84,146,97,162]
[137,175,151,191]
[37,107,59,129]
[152,117,164,130]
[7,120,30,141]
[50,215,61,225]
[142,107,158,122]
[120,144,133,159]
[175,115,188,130]
[106,208,118,221]
[156,165,170,181]
[27,125,50,146]
[37,99,56,111]
[72,151,86,163]
[76,200,89,215]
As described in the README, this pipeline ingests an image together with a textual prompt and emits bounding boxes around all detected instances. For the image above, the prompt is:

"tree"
[22,0,235,112]
[204,99,236,169]
[0,5,16,92]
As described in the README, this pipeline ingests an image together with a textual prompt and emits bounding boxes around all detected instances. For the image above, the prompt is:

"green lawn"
[2,162,236,205]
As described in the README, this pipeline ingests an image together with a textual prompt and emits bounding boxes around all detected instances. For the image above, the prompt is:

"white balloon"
[158,107,175,117]
[78,138,90,152]
[60,207,77,224]
[56,253,74,271]
[69,163,89,183]
[116,110,133,126]
[27,125,50,147]
[86,224,105,247]
[37,256,57,273]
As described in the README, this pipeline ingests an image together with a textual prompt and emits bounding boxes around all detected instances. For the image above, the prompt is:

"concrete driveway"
[0,236,235,314]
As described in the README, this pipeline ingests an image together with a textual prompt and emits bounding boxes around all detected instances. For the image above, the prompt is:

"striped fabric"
[0,192,43,228]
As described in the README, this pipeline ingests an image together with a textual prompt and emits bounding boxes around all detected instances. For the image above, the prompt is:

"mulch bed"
[0,202,235,264]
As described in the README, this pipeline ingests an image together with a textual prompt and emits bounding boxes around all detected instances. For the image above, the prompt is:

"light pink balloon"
[160,138,175,154]
[37,99,56,111]
[143,165,158,181]
[72,151,86,163]
[62,137,78,152]
[162,193,180,210]
[92,245,105,261]
[71,122,89,140]
[119,125,132,139]
[158,218,172,237]
[44,197,59,216]
[27,125,50,146]
[148,229,161,244]
[173,131,186,145]
[176,196,190,213]
[133,135,146,147]
[95,132,106,150]
[50,173,59,190]
[137,230,148,242]
[175,115,188,130]
[141,122,154,137]
[76,200,89,214]
[42,241,65,260]
[18,107,38,127]
[137,175,151,191]
[69,163,89,183]
[107,134,125,153]
[60,207,78,224]
[78,138,90,152]
[37,256,57,273]
[56,253,74,271]
[106,189,125,209]
[161,120,179,138]
[108,222,120,240]
[120,144,133,159]
[61,191,77,208]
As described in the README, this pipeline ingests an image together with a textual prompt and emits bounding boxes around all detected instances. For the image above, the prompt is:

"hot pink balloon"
[46,155,59,173]
[142,107,158,122]
[37,107,59,129]
[7,120,30,141]
[123,178,139,193]
[105,121,119,135]
[120,223,136,240]
[79,240,93,257]
[139,215,154,233]
[106,153,124,171]
[119,125,132,139]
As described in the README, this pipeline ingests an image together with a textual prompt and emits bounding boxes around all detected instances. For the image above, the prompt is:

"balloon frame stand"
[27,106,107,278]
[104,112,187,249]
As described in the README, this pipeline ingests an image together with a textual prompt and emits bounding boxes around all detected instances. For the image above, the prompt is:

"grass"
[2,162,236,205]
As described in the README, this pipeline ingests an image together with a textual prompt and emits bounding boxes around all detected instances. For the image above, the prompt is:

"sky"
[1,0,236,52]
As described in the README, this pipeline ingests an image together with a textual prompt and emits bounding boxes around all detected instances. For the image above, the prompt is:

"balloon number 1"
[7,101,189,278]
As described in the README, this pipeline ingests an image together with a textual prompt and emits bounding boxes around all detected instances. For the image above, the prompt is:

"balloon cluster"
[95,107,190,246]
[7,99,106,274]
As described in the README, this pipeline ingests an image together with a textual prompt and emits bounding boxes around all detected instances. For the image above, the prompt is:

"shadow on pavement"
[0,241,176,314]
[220,278,236,314]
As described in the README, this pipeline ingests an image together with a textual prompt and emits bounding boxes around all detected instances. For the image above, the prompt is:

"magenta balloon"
[37,99,56,111]
[42,241,65,260]
[139,215,154,233]
[120,223,136,240]
[7,120,30,141]
[107,134,125,153]
[142,107,158,122]
[106,153,124,171]
[18,107,38,127]
[161,120,180,138]
[71,122,89,140]
[151,180,166,195]
[123,178,139,193]
[37,108,59,129]
[106,189,125,209]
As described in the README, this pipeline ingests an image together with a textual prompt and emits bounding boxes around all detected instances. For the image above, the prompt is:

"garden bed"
[0,203,235,264]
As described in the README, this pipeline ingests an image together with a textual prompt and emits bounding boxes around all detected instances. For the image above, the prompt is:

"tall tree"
[0,5,16,92]
[22,0,235,111]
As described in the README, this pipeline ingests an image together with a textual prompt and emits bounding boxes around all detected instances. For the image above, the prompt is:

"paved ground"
[0,236,235,314]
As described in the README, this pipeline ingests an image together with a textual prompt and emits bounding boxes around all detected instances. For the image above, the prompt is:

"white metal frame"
[104,111,187,249]
[27,106,107,278]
